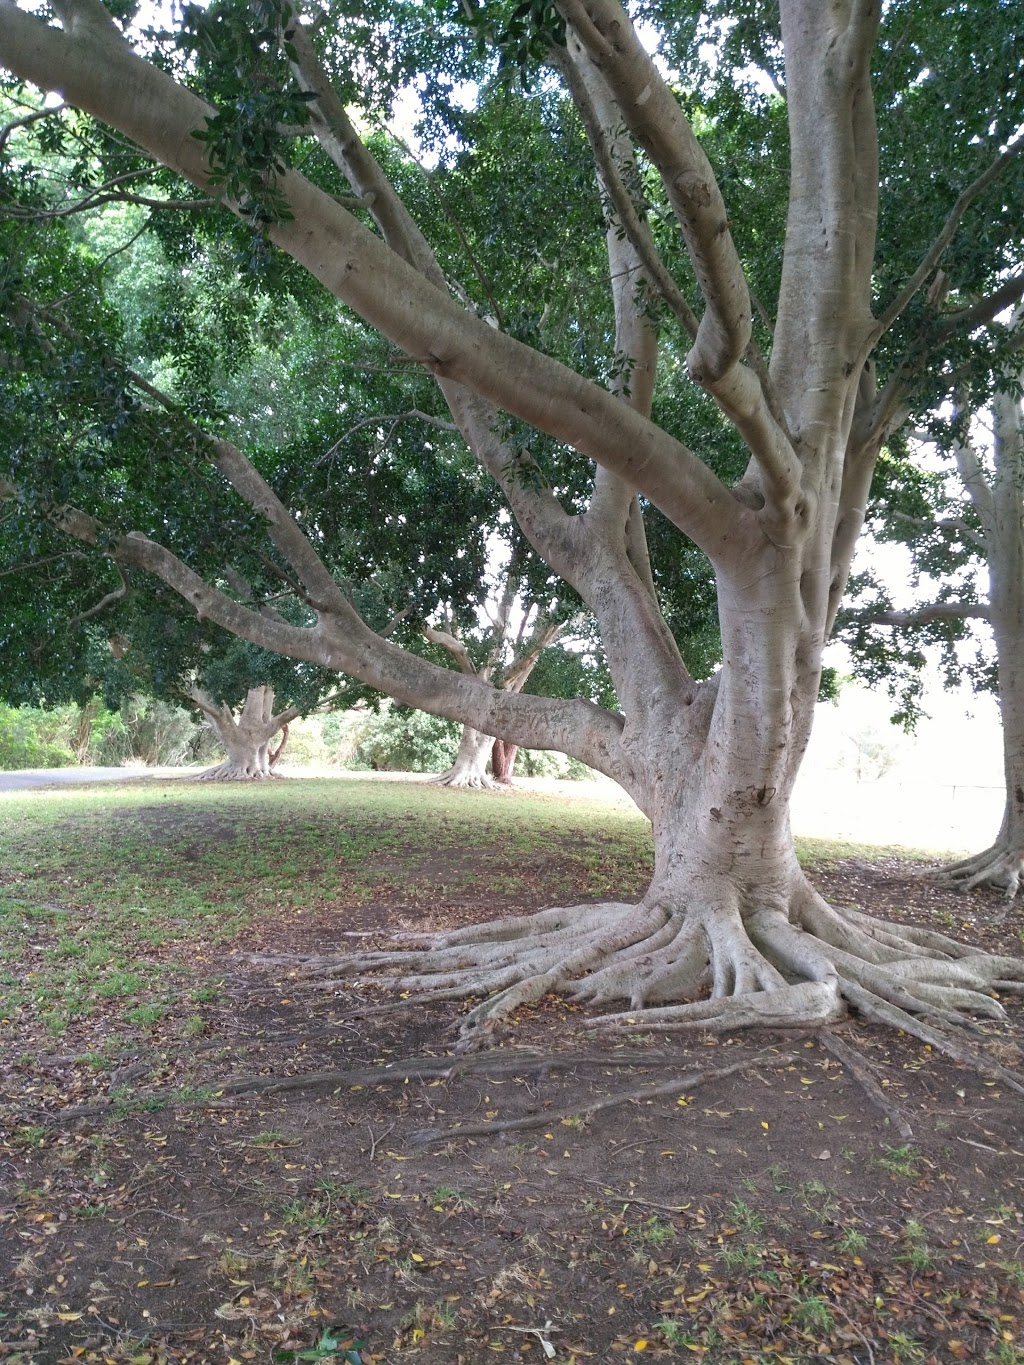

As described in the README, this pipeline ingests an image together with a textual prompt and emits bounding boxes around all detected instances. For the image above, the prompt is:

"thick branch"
[843,601,989,628]
[1,5,746,562]
[551,42,698,341]
[559,0,752,383]
[503,618,566,692]
[951,430,995,533]
[774,2,879,436]
[938,273,1024,336]
[286,22,591,584]
[561,4,797,508]
[422,623,478,678]
[2,473,632,786]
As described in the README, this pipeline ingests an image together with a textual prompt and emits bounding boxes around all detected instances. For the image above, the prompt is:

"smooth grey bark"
[2,0,1024,1055]
[435,724,497,789]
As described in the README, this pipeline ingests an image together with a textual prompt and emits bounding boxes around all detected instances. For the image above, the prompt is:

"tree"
[843,360,1024,896]
[423,555,571,787]
[2,0,1024,1059]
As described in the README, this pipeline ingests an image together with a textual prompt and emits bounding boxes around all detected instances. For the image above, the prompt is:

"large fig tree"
[2,0,1024,1050]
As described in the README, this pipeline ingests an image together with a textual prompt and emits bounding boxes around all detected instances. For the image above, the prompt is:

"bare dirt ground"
[1,787,1023,1365]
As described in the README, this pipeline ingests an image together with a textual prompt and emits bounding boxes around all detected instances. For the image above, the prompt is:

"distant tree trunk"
[432,724,497,789]
[268,722,290,769]
[71,699,98,764]
[190,685,299,782]
[935,389,1024,896]
[491,738,518,784]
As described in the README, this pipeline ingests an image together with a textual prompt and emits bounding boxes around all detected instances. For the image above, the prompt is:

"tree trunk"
[194,686,291,782]
[268,722,290,770]
[491,739,518,784]
[936,391,1024,897]
[432,725,499,789]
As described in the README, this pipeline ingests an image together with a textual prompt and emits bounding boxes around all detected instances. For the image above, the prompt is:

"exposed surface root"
[194,761,280,782]
[429,769,502,790]
[409,1046,796,1146]
[930,842,1024,900]
[817,1031,913,1137]
[283,887,1024,1077]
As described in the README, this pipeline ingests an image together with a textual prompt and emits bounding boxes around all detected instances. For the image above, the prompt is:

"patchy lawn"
[1,777,1022,1365]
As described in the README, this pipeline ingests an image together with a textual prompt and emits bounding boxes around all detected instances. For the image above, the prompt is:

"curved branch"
[560,2,798,509]
[0,3,749,564]
[938,273,1024,336]
[551,42,698,341]
[891,509,987,553]
[316,408,458,467]
[559,0,752,383]
[422,623,477,677]
[0,99,67,152]
[68,562,127,626]
[3,473,632,786]
[503,618,566,692]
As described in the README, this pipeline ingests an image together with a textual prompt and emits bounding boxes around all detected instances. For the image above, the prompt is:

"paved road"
[0,766,191,791]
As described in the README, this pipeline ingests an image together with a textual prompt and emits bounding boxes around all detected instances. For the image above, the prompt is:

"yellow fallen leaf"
[411,1253,425,1262]
[634,1341,648,1351]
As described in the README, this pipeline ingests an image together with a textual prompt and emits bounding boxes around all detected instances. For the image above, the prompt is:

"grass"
[878,1144,923,1179]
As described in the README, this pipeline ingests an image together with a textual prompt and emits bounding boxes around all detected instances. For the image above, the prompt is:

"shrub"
[0,704,70,769]
[351,704,460,772]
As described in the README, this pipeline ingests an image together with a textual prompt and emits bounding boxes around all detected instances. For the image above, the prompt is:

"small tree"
[423,562,570,787]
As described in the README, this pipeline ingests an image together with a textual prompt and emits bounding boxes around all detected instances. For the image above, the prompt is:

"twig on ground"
[366,1122,395,1160]
[494,1322,560,1359]
[580,1179,694,1214]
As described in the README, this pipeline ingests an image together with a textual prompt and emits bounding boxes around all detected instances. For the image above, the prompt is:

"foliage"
[351,703,462,772]
[0,702,70,769]
[0,696,214,769]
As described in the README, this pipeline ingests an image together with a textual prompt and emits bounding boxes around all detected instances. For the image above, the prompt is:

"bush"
[99,697,211,767]
[0,704,70,769]
[0,697,214,770]
[516,748,595,781]
[351,704,461,773]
